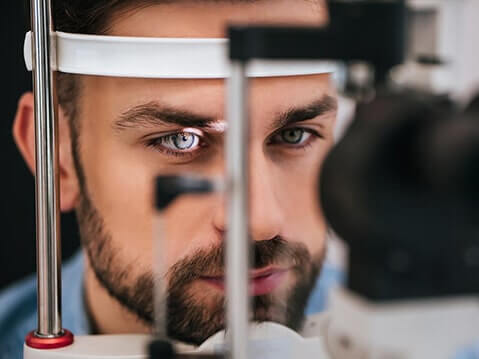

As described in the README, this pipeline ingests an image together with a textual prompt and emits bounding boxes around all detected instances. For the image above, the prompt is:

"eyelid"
[141,127,210,148]
[142,127,205,139]
[181,127,205,137]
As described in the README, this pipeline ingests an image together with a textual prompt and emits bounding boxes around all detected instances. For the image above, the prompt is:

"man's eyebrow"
[114,96,337,132]
[271,95,338,131]
[114,101,218,131]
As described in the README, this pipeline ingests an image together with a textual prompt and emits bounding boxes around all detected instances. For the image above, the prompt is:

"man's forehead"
[107,0,327,38]
[82,73,334,124]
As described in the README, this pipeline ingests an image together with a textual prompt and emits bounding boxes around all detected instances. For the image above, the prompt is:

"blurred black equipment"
[320,91,479,301]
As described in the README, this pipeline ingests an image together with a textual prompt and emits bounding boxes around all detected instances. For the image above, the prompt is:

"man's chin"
[166,292,303,346]
[179,271,310,331]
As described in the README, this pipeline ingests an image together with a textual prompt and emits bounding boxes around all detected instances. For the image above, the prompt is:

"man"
[0,0,341,357]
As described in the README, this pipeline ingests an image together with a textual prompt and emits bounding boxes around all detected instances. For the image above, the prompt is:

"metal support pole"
[30,0,63,337]
[226,62,250,359]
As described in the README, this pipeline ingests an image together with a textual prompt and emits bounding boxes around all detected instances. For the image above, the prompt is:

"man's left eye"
[274,128,312,145]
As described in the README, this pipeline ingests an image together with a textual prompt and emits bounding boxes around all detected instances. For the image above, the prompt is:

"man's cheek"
[93,156,153,217]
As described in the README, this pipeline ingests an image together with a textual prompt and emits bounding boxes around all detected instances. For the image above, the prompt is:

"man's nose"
[248,156,285,241]
[212,154,284,242]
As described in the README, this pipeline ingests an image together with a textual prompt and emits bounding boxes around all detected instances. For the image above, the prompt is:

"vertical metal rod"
[30,0,63,337]
[226,62,250,359]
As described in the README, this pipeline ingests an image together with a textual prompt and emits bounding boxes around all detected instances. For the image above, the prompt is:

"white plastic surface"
[23,31,336,79]
[24,335,150,359]
[24,31,33,72]
[23,321,330,359]
[197,321,330,358]
[328,287,479,359]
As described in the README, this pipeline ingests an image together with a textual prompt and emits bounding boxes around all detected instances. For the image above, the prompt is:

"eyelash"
[145,127,322,158]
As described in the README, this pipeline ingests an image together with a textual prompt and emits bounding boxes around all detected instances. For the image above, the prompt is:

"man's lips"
[199,267,289,296]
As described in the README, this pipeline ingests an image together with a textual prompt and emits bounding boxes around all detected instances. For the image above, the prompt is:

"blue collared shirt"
[0,251,344,359]
[0,252,90,358]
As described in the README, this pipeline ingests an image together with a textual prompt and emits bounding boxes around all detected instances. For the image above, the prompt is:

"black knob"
[156,176,216,212]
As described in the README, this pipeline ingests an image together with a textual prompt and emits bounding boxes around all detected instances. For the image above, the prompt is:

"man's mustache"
[167,237,311,286]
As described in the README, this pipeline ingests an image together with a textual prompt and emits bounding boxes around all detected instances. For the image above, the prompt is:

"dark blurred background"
[0,2,80,290]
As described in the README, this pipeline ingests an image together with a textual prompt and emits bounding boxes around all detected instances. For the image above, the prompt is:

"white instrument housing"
[327,287,479,359]
[24,322,330,359]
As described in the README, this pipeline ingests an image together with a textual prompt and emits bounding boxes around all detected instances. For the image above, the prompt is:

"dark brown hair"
[53,0,159,34]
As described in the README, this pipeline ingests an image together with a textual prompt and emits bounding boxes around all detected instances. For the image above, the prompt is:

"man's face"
[73,0,336,345]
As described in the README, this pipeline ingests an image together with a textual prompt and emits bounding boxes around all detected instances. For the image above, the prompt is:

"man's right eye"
[161,132,200,150]
[146,131,206,158]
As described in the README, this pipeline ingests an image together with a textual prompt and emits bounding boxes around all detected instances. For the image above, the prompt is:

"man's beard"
[77,189,324,346]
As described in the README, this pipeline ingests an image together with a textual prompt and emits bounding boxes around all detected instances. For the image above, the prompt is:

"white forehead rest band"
[24,31,336,79]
